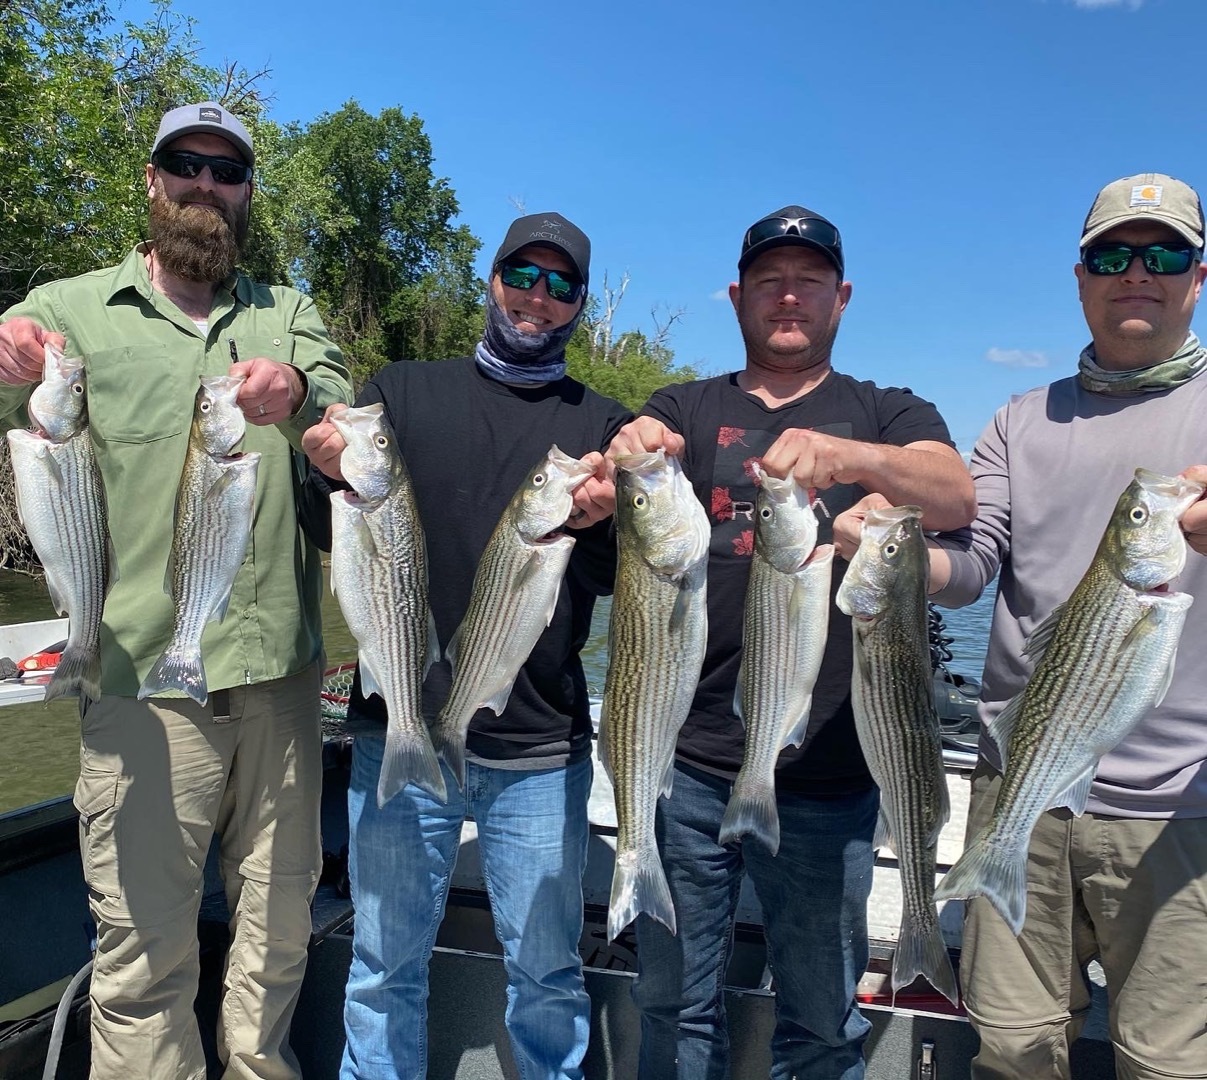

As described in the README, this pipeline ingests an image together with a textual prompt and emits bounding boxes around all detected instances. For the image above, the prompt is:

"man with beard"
[0,102,351,1080]
[298,213,631,1079]
[604,206,974,1079]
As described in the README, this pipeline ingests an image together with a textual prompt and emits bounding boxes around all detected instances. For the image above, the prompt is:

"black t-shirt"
[300,357,632,766]
[642,369,954,795]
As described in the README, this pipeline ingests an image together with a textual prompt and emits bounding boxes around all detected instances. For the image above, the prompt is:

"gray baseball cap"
[1080,173,1204,250]
[152,102,254,167]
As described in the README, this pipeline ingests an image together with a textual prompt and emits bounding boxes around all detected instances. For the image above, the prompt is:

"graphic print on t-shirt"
[708,422,857,562]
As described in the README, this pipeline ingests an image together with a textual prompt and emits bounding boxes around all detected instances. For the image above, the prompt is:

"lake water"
[0,569,996,815]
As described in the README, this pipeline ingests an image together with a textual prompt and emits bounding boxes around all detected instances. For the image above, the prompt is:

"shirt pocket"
[84,344,200,444]
[74,766,124,901]
[229,334,296,368]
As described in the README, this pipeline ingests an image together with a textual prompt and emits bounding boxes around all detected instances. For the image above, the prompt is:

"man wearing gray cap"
[859,172,1207,1077]
[606,206,974,1078]
[0,101,351,1078]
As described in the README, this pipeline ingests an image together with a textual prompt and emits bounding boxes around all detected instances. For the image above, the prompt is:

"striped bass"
[431,445,594,789]
[599,449,709,941]
[329,403,442,807]
[935,468,1201,934]
[139,376,260,706]
[837,504,957,1005]
[7,345,113,702]
[719,466,832,854]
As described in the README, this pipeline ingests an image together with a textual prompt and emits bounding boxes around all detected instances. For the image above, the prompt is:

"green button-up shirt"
[0,246,353,696]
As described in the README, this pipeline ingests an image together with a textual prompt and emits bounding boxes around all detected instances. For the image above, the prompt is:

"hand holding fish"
[0,318,65,386]
[301,403,350,481]
[230,358,305,425]
[604,417,685,472]
[832,493,892,561]
[761,426,872,491]
[1179,465,1207,556]
[567,451,615,528]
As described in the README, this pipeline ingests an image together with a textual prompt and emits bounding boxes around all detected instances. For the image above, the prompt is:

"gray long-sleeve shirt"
[932,371,1207,818]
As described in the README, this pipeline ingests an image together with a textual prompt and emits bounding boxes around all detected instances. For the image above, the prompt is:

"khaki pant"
[74,663,323,1080]
[961,764,1207,1080]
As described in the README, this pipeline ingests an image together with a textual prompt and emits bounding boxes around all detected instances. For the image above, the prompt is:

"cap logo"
[199,106,222,123]
[540,219,563,231]
[1130,184,1163,208]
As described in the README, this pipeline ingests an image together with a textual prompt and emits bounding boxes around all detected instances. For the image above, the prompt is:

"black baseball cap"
[493,213,590,287]
[739,205,844,277]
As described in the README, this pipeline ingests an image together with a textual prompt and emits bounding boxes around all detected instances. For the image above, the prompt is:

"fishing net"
[320,662,356,736]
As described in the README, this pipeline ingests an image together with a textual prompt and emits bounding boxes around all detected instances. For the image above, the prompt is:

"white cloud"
[1069,0,1143,9]
[710,289,729,301]
[986,347,1050,369]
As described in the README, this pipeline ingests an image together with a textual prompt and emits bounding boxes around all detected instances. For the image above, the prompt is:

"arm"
[760,429,975,531]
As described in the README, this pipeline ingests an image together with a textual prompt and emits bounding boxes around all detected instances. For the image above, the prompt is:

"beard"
[147,178,249,283]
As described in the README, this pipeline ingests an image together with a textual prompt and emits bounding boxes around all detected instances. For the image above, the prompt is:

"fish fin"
[41,567,71,617]
[873,807,895,854]
[137,645,207,706]
[210,579,236,624]
[718,780,780,854]
[854,638,872,685]
[444,626,461,678]
[928,774,952,848]
[377,726,446,808]
[540,573,564,629]
[482,679,515,716]
[892,914,959,1007]
[105,534,119,593]
[430,713,468,792]
[934,827,1029,936]
[659,749,676,800]
[782,695,813,750]
[669,576,693,633]
[596,705,614,785]
[43,644,102,705]
[732,671,745,724]
[608,850,676,942]
[985,693,1024,772]
[349,512,378,560]
[358,652,384,701]
[200,464,241,504]
[512,548,542,592]
[1119,603,1180,707]
[424,611,441,678]
[1021,603,1065,663]
[1048,767,1095,816]
[787,577,807,622]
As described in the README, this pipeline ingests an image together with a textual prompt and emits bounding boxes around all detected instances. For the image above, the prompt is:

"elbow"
[922,483,977,532]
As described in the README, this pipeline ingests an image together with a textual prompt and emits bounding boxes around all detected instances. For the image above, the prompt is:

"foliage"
[566,321,697,415]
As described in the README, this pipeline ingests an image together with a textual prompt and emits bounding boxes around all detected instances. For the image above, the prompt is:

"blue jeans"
[632,761,877,1080]
[340,737,593,1080]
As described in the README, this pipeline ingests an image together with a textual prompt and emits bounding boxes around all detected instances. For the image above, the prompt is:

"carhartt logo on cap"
[1130,185,1163,208]
[199,106,222,123]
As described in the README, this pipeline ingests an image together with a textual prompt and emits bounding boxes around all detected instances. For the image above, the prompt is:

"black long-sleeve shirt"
[300,357,632,767]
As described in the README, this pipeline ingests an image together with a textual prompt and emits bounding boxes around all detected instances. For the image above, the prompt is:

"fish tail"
[893,914,959,1006]
[430,712,468,792]
[377,726,447,808]
[43,643,102,704]
[137,645,206,706]
[608,850,676,943]
[718,780,780,854]
[934,832,1029,936]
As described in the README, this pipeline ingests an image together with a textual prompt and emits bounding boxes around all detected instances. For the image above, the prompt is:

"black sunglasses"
[743,215,843,260]
[1082,242,1200,276]
[498,260,585,304]
[153,149,253,186]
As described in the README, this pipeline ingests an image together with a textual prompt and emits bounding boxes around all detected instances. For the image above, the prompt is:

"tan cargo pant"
[74,663,323,1080]
[961,764,1207,1080]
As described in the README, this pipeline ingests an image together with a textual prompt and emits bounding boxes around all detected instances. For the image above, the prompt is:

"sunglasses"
[1082,242,1200,276]
[153,149,253,186]
[498,260,585,304]
[744,215,842,256]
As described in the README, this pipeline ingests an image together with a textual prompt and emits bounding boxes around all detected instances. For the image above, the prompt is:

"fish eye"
[632,494,647,509]
[883,542,899,558]
[374,435,389,449]
[71,382,84,396]
[760,506,773,520]
[1129,506,1147,524]
[533,472,547,486]
[200,400,212,413]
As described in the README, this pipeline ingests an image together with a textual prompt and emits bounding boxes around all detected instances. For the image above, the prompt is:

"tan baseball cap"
[1080,173,1204,250]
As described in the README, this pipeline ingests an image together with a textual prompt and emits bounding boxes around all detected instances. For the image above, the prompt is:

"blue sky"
[123,0,1205,453]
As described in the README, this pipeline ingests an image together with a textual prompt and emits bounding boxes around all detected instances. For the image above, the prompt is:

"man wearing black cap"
[606,206,973,1078]
[0,102,351,1078]
[299,213,630,1080]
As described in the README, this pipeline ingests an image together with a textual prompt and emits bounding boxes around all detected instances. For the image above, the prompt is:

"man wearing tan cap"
[840,173,1207,1077]
[0,102,351,1078]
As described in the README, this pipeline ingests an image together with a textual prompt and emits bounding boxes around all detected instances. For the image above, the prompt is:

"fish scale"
[599,449,709,943]
[839,505,958,1005]
[935,468,1200,935]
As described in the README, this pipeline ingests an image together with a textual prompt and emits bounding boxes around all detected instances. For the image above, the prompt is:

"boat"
[0,616,1120,1078]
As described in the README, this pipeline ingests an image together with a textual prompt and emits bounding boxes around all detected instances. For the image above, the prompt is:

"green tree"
[284,102,484,382]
